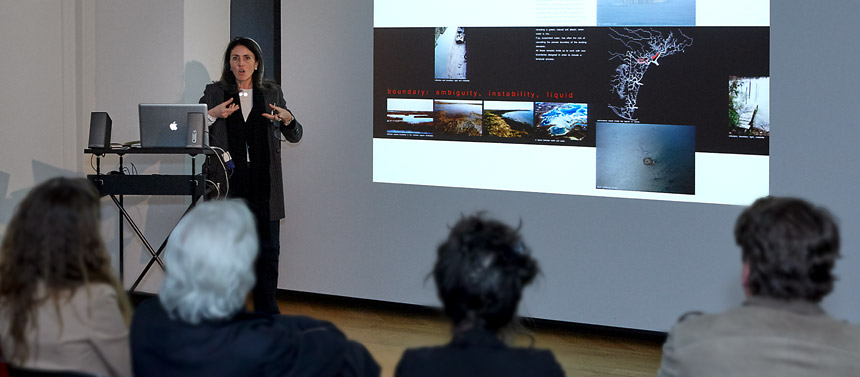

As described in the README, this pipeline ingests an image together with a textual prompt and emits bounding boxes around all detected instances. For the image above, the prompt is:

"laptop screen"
[139,104,208,148]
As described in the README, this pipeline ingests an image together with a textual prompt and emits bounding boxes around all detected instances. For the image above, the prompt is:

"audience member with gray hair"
[131,199,379,377]
[658,196,860,377]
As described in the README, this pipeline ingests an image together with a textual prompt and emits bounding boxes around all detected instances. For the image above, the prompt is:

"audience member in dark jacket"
[395,213,565,377]
[131,200,379,377]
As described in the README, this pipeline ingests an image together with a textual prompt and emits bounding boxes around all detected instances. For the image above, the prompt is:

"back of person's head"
[0,176,128,363]
[160,199,258,324]
[434,213,539,333]
[735,196,840,302]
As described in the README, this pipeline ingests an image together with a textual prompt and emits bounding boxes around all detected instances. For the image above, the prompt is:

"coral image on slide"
[434,26,468,80]
[386,98,434,137]
[434,100,482,136]
[535,102,588,141]
[729,76,769,137]
[608,28,693,121]
[483,101,534,139]
[596,122,695,195]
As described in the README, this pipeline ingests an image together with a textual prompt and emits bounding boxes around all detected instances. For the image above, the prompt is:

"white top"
[239,88,252,121]
[204,88,253,126]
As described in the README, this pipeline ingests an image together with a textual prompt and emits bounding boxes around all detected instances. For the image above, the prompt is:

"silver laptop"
[139,104,207,148]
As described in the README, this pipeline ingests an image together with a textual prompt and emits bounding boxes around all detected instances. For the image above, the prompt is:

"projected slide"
[373,0,770,205]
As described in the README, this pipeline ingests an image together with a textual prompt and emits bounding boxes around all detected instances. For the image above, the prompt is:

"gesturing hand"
[262,104,294,124]
[209,98,240,119]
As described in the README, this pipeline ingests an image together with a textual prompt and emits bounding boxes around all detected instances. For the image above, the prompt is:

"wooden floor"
[276,291,665,377]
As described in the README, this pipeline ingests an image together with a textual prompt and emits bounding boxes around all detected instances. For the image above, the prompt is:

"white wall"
[0,0,229,292]
[91,0,229,291]
[0,0,86,237]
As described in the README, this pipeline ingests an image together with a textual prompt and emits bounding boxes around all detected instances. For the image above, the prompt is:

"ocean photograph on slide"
[596,122,695,195]
[534,102,588,141]
[386,98,434,137]
[483,101,534,139]
[728,76,769,138]
[434,99,482,136]
[596,0,696,26]
[434,26,468,80]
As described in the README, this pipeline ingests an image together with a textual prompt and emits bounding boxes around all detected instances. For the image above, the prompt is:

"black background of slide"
[374,26,769,156]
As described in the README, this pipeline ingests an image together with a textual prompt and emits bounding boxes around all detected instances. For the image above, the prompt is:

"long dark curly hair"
[0,177,131,363]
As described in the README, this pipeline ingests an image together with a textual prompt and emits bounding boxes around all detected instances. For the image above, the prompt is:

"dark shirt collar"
[449,328,507,349]
[743,296,826,316]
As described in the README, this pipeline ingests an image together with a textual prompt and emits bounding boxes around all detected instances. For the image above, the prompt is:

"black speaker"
[186,112,205,148]
[88,112,112,148]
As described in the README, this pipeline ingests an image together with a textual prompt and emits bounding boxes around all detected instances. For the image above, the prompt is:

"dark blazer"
[658,296,860,377]
[394,329,565,377]
[131,299,379,377]
[200,81,303,221]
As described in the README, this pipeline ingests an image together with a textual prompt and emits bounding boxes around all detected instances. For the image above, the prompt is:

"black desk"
[86,147,215,292]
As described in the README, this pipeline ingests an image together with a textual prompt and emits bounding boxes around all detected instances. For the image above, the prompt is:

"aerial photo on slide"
[483,101,534,139]
[434,99,482,136]
[434,26,467,80]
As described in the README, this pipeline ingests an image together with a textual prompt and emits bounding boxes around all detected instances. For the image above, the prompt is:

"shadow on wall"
[183,60,212,104]
[126,60,211,289]
[0,171,12,228]
[0,162,80,240]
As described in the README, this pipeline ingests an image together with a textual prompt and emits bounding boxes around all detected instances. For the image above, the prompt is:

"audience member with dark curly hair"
[395,213,564,377]
[658,196,860,377]
[0,177,133,377]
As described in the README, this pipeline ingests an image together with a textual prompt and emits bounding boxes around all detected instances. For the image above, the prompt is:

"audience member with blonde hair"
[0,177,132,377]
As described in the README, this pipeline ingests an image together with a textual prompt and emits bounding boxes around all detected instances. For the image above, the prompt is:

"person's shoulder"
[505,346,564,370]
[397,345,563,376]
[259,81,283,94]
[395,346,444,375]
[665,309,726,343]
[68,283,119,309]
[260,80,281,89]
[134,296,164,315]
[77,282,116,296]
[130,297,172,332]
[204,80,231,93]
[514,346,559,359]
[400,345,444,358]
[274,314,343,335]
[666,304,816,344]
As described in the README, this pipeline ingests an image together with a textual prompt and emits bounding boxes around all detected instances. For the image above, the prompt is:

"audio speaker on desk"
[186,112,205,148]
[88,112,112,149]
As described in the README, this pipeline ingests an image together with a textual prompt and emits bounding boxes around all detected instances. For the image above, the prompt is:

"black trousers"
[253,219,281,314]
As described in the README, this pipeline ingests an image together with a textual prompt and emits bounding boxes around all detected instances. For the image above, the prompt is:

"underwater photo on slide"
[728,76,769,138]
[387,98,434,137]
[483,101,534,139]
[535,102,588,141]
[597,0,696,26]
[434,26,468,80]
[596,122,695,195]
[434,99,482,136]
